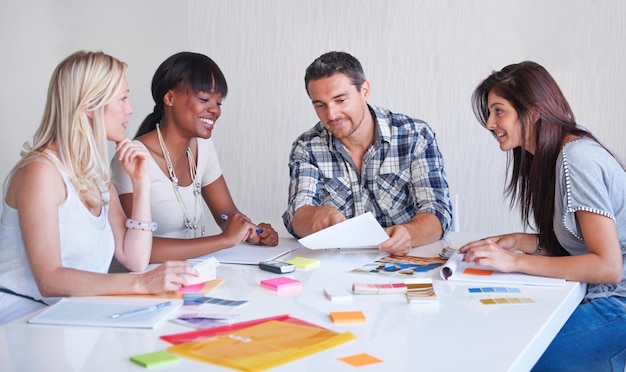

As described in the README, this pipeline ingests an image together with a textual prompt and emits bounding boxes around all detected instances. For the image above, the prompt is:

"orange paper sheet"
[167,319,355,371]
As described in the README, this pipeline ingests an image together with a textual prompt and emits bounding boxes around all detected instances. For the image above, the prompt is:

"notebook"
[440,253,566,287]
[28,297,182,328]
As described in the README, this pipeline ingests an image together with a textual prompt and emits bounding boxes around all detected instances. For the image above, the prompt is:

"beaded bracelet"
[533,235,543,256]
[126,219,157,232]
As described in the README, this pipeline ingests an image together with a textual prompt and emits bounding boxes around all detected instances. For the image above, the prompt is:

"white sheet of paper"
[298,212,389,249]
[188,238,303,264]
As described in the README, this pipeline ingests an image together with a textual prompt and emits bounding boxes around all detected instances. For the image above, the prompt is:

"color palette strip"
[480,297,534,305]
[468,287,521,293]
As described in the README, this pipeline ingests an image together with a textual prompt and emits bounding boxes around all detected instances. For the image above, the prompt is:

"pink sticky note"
[179,283,206,292]
[260,277,302,292]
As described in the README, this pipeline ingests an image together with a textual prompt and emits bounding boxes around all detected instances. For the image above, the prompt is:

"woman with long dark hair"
[460,61,625,370]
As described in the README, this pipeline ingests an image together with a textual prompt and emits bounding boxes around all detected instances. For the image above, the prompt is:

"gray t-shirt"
[554,138,626,300]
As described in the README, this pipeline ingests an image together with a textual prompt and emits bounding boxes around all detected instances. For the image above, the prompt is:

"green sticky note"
[130,350,180,368]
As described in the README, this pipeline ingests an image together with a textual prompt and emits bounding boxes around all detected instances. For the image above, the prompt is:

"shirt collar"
[324,104,389,151]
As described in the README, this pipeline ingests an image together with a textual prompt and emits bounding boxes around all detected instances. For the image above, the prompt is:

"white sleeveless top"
[0,167,114,324]
[111,138,222,238]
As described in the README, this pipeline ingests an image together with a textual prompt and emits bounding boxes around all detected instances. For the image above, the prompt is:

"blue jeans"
[532,296,626,372]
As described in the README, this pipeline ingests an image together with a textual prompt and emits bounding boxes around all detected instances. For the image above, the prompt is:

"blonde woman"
[0,51,197,324]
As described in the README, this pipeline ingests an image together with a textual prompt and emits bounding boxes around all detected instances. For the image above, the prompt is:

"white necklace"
[156,124,205,236]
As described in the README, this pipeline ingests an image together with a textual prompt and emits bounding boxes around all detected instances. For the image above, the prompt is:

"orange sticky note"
[329,311,367,324]
[339,353,383,367]
[463,268,494,276]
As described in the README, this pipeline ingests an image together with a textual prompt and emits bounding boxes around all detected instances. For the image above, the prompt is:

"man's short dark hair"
[305,51,366,94]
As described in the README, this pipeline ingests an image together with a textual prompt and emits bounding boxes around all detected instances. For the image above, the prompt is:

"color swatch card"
[352,282,407,295]
[170,313,239,329]
[130,350,180,368]
[260,277,302,292]
[286,257,321,270]
[405,278,438,304]
[330,311,367,324]
[188,296,248,307]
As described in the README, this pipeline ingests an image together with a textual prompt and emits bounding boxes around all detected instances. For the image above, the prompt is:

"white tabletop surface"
[0,233,585,372]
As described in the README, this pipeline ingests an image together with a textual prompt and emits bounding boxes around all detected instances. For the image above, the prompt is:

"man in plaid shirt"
[283,51,452,256]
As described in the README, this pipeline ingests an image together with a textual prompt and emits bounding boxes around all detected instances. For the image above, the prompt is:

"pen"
[220,213,263,234]
[111,301,171,319]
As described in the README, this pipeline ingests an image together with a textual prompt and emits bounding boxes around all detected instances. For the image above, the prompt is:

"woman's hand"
[115,138,149,182]
[220,212,256,247]
[458,237,522,273]
[248,223,279,246]
[137,261,198,293]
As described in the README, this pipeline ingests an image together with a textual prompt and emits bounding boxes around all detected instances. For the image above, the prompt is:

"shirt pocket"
[321,176,352,212]
[375,169,413,219]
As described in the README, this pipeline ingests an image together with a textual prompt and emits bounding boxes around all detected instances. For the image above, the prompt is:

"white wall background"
[1,0,624,238]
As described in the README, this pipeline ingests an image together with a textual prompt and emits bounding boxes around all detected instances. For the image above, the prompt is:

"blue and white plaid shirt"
[283,105,452,237]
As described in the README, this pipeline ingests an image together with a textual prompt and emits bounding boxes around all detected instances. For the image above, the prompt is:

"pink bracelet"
[125,219,157,232]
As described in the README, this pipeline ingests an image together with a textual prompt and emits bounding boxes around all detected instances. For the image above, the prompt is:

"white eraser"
[324,288,353,302]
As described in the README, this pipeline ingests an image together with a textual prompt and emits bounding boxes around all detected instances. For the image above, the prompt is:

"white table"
[0,233,585,371]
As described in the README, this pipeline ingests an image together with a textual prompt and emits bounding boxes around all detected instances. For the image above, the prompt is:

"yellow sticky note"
[286,257,320,270]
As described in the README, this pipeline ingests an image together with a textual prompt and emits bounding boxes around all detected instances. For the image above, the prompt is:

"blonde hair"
[14,51,127,209]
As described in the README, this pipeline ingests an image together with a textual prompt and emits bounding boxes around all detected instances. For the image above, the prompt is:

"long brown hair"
[472,61,603,256]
